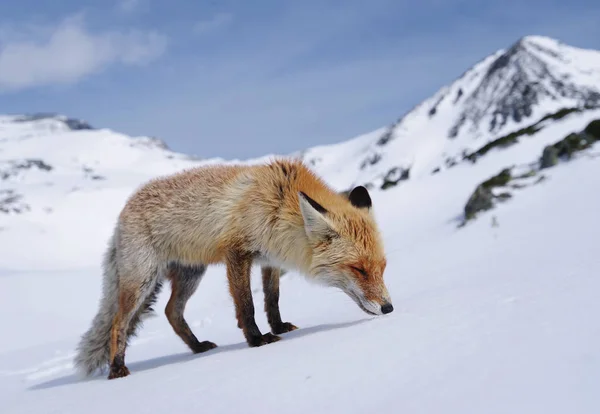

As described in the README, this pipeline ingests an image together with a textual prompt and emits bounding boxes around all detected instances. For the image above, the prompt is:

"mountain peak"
[517,34,561,48]
[451,35,600,139]
[300,36,600,189]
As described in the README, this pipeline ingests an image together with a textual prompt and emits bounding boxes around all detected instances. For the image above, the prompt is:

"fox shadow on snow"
[28,318,372,391]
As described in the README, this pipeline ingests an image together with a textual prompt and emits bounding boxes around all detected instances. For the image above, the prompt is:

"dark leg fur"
[127,280,164,339]
[165,263,217,354]
[108,268,161,380]
[227,251,281,347]
[261,266,298,334]
[108,287,140,379]
[108,354,129,380]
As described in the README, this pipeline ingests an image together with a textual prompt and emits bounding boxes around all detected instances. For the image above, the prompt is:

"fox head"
[298,186,393,316]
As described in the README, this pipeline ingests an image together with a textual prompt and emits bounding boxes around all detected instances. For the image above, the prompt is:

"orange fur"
[119,158,386,277]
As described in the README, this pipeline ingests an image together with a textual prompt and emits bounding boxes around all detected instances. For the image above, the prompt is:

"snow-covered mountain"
[1,35,600,413]
[300,35,600,191]
[2,35,600,231]
[0,113,281,268]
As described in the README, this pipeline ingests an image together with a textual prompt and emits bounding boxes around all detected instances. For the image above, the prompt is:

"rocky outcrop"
[1,159,53,180]
[463,169,513,221]
[464,107,583,163]
[540,118,600,169]
[462,118,600,226]
[540,146,559,169]
[0,190,29,214]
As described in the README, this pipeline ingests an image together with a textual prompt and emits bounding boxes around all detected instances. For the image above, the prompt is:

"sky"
[0,0,599,160]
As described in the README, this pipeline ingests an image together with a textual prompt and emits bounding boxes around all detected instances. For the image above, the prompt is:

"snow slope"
[1,141,599,413]
[1,35,600,413]
[0,114,274,270]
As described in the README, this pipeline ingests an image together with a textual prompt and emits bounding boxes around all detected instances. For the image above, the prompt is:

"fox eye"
[351,266,368,279]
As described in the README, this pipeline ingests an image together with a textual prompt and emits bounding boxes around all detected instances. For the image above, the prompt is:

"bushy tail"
[73,233,121,377]
[73,230,164,377]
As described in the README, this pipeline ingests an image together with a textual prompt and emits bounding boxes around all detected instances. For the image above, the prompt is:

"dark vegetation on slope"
[346,110,597,200]
[463,107,582,163]
[431,106,596,174]
[460,118,600,226]
[341,165,410,196]
[380,167,410,190]
[540,119,600,168]
[360,153,382,169]
[463,169,515,222]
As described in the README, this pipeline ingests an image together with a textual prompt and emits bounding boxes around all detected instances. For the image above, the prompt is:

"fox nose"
[381,303,394,314]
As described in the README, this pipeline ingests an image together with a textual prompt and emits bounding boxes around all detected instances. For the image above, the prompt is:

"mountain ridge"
[1,34,600,256]
[300,35,600,191]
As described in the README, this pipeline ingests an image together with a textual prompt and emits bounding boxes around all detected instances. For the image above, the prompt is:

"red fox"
[74,158,392,379]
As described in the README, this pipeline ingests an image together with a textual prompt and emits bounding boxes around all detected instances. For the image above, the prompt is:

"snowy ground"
[1,140,599,413]
[2,35,600,412]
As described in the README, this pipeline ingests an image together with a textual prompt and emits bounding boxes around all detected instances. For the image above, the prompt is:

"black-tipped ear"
[299,191,328,214]
[348,186,372,209]
[298,191,334,240]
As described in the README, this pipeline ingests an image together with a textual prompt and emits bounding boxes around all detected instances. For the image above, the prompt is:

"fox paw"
[247,332,281,347]
[272,322,298,334]
[191,340,218,354]
[108,365,130,380]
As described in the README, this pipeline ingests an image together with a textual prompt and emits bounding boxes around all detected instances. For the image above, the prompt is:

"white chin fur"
[345,281,382,316]
[360,299,383,315]
[312,271,383,315]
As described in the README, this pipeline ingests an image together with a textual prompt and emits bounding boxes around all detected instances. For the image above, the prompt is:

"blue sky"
[1,0,599,159]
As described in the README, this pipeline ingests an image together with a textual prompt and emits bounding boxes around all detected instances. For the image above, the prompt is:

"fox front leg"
[226,251,281,347]
[261,266,298,334]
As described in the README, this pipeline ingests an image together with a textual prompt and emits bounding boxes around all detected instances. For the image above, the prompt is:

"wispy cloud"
[193,13,233,35]
[0,13,167,92]
[2,1,599,160]
[116,0,142,15]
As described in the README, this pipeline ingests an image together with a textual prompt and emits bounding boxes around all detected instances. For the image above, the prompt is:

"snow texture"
[1,36,599,414]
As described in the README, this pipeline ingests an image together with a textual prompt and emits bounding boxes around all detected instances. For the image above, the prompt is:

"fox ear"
[298,192,334,239]
[348,186,372,209]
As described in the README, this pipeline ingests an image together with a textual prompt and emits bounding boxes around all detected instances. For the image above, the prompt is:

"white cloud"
[0,14,167,92]
[193,13,233,35]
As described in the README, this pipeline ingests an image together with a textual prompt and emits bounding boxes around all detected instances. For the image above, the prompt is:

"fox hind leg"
[108,275,159,379]
[165,263,217,354]
[261,266,298,334]
[226,251,281,347]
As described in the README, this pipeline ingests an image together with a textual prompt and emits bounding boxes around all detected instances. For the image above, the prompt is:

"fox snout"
[344,283,393,316]
[381,302,394,314]
[357,296,394,316]
[369,299,394,315]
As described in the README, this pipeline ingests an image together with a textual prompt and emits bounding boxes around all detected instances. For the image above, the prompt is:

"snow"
[1,140,599,413]
[1,36,600,413]
[0,115,276,269]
